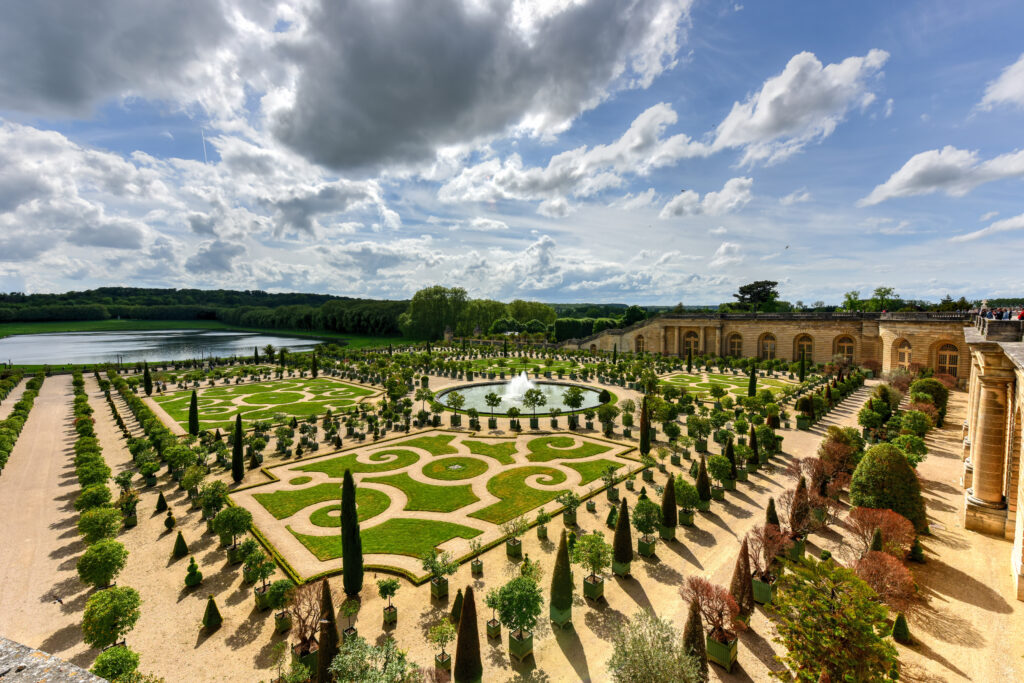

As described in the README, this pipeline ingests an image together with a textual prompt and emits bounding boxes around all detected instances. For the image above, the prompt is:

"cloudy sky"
[1,0,1022,304]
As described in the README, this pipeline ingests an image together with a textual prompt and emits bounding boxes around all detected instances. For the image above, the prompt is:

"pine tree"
[639,395,651,455]
[450,588,464,625]
[188,390,199,436]
[661,475,677,528]
[341,470,363,596]
[550,530,573,617]
[766,497,780,527]
[156,491,168,512]
[612,499,633,567]
[682,599,708,682]
[747,365,757,397]
[202,595,222,631]
[891,612,911,644]
[870,527,883,552]
[725,440,738,479]
[729,538,754,618]
[453,585,482,683]
[231,414,244,484]
[143,362,152,397]
[311,353,319,379]
[317,580,339,683]
[173,531,188,558]
[696,456,712,502]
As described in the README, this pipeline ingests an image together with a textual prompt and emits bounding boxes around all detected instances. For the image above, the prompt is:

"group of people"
[979,307,1024,320]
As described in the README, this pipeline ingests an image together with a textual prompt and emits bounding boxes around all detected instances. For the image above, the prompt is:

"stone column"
[714,328,722,357]
[968,376,1011,508]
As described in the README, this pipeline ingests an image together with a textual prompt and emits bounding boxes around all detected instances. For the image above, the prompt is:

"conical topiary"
[317,580,339,683]
[164,510,176,530]
[450,588,464,625]
[605,505,618,529]
[202,595,222,631]
[695,456,712,502]
[341,469,363,597]
[729,538,754,618]
[156,491,168,512]
[908,536,925,563]
[870,527,883,552]
[453,585,482,683]
[188,390,199,436]
[231,414,244,484]
[248,452,260,470]
[682,598,708,682]
[765,497,780,527]
[749,423,760,464]
[550,530,573,619]
[173,531,189,558]
[612,499,633,567]
[747,366,756,397]
[567,530,577,553]
[891,612,911,644]
[661,475,677,528]
[639,395,651,455]
[185,557,203,587]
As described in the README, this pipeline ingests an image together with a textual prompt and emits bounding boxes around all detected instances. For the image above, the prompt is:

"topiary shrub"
[173,531,189,558]
[90,645,139,681]
[850,444,927,532]
[891,612,911,644]
[202,595,223,631]
[185,557,203,587]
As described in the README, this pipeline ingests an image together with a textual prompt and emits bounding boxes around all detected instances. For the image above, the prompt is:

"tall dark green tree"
[311,353,318,379]
[341,469,363,597]
[231,414,244,484]
[799,349,807,382]
[661,476,677,529]
[682,598,708,682]
[766,497,780,527]
[143,362,152,396]
[253,346,259,364]
[729,538,754,619]
[725,440,738,480]
[317,579,339,683]
[453,585,482,683]
[188,390,199,436]
[279,348,287,367]
[733,280,779,313]
[613,499,633,568]
[696,456,712,503]
[686,349,692,373]
[639,395,651,455]
[747,365,757,397]
[550,530,573,621]
[749,423,760,463]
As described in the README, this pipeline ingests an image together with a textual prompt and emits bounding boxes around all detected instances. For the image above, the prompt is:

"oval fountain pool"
[435,372,604,415]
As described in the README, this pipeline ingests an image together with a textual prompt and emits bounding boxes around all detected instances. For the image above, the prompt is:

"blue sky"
[0,0,1022,304]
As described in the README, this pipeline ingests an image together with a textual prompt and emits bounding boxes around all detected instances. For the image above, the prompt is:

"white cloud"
[709,226,727,235]
[779,187,811,205]
[659,177,752,218]
[449,217,509,232]
[184,239,246,273]
[859,145,1024,205]
[611,188,658,210]
[713,49,889,165]
[950,212,1024,242]
[708,241,743,268]
[979,53,1024,111]
[980,210,999,221]
[883,98,894,118]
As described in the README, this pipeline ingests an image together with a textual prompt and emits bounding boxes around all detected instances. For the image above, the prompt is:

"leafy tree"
[430,621,456,662]
[82,586,141,649]
[77,539,129,588]
[90,645,140,681]
[213,506,252,547]
[341,469,364,597]
[850,444,927,531]
[398,285,468,340]
[77,506,122,544]
[632,497,662,541]
[329,635,421,682]
[768,557,898,682]
[571,531,613,581]
[454,584,482,683]
[493,576,543,638]
[231,413,244,484]
[244,548,277,590]
[377,577,400,609]
[607,610,700,683]
[734,280,779,312]
[188,390,199,436]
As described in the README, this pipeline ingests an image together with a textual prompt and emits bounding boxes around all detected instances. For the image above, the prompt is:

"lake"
[0,329,322,365]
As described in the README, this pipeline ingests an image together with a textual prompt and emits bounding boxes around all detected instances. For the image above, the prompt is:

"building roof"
[0,637,103,683]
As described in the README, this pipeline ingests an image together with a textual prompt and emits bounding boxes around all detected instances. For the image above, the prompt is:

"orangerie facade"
[566,311,1024,600]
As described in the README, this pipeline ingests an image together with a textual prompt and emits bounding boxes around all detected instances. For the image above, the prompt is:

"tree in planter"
[507,406,521,430]
[707,454,732,492]
[188,390,200,436]
[562,386,585,424]
[682,576,741,646]
[639,395,651,455]
[445,391,466,423]
[556,490,582,525]
[77,506,122,544]
[746,523,791,590]
[454,585,482,683]
[421,549,459,596]
[550,530,573,624]
[198,480,229,518]
[231,413,244,484]
[493,575,544,658]
[377,577,400,624]
[768,557,898,681]
[484,391,501,419]
[728,538,754,622]
[535,508,552,539]
[607,609,701,683]
[597,402,620,437]
[317,580,340,683]
[661,476,677,534]
[341,469,364,597]
[612,499,633,573]
[632,497,662,553]
[77,539,129,589]
[213,506,252,551]
[82,586,141,649]
[695,456,712,506]
[850,443,927,532]
[244,548,277,591]
[673,477,700,525]
[289,582,323,655]
[572,531,613,598]
[430,621,457,669]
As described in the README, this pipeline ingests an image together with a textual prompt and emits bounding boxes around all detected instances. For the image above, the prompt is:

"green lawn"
[463,440,518,465]
[400,434,459,456]
[469,466,568,525]
[290,518,482,561]
[254,482,346,519]
[422,457,489,481]
[308,488,391,527]
[296,448,420,477]
[564,458,626,486]
[525,435,611,462]
[364,472,478,513]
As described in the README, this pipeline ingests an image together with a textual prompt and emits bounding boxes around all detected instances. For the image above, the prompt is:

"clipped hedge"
[0,372,44,473]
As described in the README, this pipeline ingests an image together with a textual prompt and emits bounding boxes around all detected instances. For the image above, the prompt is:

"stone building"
[962,317,1024,600]
[563,311,970,381]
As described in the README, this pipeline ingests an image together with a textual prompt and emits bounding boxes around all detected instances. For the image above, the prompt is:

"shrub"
[202,595,223,630]
[185,557,203,587]
[90,645,139,681]
[847,507,915,559]
[173,531,189,558]
[850,444,927,532]
[854,551,916,611]
[900,410,932,438]
[77,506,122,544]
[607,610,701,683]
[82,586,141,649]
[77,539,129,589]
[891,612,911,644]
[75,484,113,511]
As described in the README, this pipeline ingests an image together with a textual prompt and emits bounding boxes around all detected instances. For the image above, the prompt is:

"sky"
[1,0,1023,305]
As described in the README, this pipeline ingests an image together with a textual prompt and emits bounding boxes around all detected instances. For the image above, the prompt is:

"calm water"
[436,379,603,416]
[0,329,321,365]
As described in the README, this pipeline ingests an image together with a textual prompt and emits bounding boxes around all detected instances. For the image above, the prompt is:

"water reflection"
[0,329,321,365]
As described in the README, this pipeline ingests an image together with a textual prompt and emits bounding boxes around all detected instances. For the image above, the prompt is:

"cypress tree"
[202,595,222,631]
[686,349,692,373]
[173,531,189,558]
[156,491,168,512]
[749,423,760,462]
[747,365,757,397]
[317,580,339,683]
[612,499,633,566]
[729,538,754,618]
[453,585,482,683]
[254,346,259,364]
[550,530,573,616]
[725,440,738,480]
[612,346,617,364]
[450,588,464,624]
[188,390,199,436]
[799,350,807,383]
[231,414,244,484]
[870,527,883,552]
[766,497,780,527]
[908,536,925,563]
[639,395,651,455]
[143,362,153,396]
[696,456,712,502]
[341,469,363,596]
[661,476,677,528]
[311,353,319,379]
[605,505,618,529]
[279,348,287,367]
[891,612,911,644]
[792,475,810,533]
[682,599,708,682]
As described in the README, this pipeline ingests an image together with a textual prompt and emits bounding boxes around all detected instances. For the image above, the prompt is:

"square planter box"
[606,487,619,502]
[562,510,577,526]
[274,611,292,633]
[471,559,483,577]
[706,635,738,672]
[291,642,319,675]
[752,577,775,604]
[383,605,398,624]
[435,653,451,671]
[430,577,449,600]
[670,454,681,466]
[226,544,247,564]
[722,479,737,491]
[506,539,523,559]
[658,524,676,541]
[641,470,654,483]
[711,487,726,501]
[612,560,631,577]
[696,499,711,512]
[625,481,635,491]
[585,500,597,513]
[486,619,501,639]
[637,536,657,557]
[745,462,759,474]
[679,510,695,526]
[796,415,812,430]
[735,469,748,482]
[537,525,548,541]
[508,631,534,662]
[488,418,498,429]
[254,587,272,611]
[550,604,572,628]
[583,575,604,600]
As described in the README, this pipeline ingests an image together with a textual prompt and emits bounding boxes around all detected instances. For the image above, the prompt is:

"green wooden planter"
[435,653,451,671]
[796,415,812,430]
[144,475,157,487]
[583,576,604,600]
[711,486,725,501]
[291,643,318,675]
[637,536,657,557]
[562,509,577,526]
[254,587,272,611]
[722,479,737,491]
[612,560,631,577]
[123,514,138,528]
[696,499,711,512]
[430,577,449,600]
[679,510,695,526]
[745,461,759,474]
[641,469,654,483]
[508,631,534,662]
[625,480,635,491]
[606,487,619,502]
[383,605,397,624]
[706,635,738,672]
[274,611,291,633]
[658,524,676,541]
[585,500,597,513]
[735,469,748,482]
[787,537,806,561]
[670,454,681,466]
[486,619,501,639]
[759,451,770,464]
[550,604,572,629]
[752,578,775,604]
[506,539,523,559]
[695,439,708,453]
[226,544,246,564]
[537,525,548,541]
[342,626,357,644]
[471,559,483,577]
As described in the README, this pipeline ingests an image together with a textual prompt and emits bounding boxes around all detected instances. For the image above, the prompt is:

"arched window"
[795,335,813,362]
[937,343,959,377]
[897,340,912,369]
[727,333,743,357]
[683,331,699,357]
[836,336,854,361]
[760,333,777,360]
[589,344,597,353]
[634,335,645,353]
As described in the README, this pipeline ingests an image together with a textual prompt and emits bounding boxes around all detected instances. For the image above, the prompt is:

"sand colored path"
[0,376,27,421]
